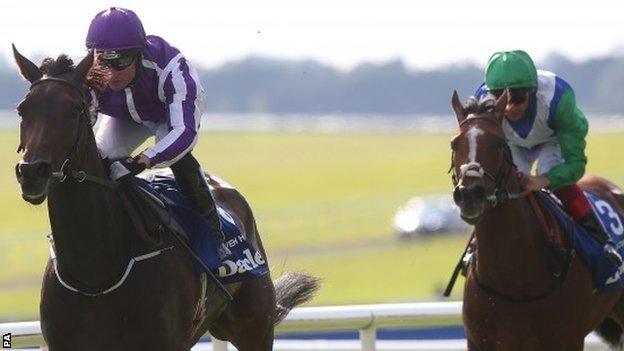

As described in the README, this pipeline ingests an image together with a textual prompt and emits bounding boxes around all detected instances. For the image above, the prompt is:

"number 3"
[595,200,624,236]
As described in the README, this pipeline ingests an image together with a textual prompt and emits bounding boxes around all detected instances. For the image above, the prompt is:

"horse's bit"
[26,76,119,188]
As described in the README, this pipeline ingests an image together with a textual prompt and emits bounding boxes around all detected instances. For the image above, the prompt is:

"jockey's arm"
[545,89,588,190]
[142,57,200,168]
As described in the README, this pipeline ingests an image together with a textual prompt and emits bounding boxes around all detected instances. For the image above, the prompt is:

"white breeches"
[509,141,564,176]
[95,117,169,164]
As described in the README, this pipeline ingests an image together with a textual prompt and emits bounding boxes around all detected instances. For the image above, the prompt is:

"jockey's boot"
[580,212,623,266]
[171,155,232,260]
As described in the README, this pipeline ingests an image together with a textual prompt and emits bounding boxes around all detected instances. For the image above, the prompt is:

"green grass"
[2,128,624,321]
[275,235,467,305]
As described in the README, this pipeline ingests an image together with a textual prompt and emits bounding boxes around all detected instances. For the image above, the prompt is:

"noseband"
[451,116,521,206]
[451,115,573,303]
[25,77,119,188]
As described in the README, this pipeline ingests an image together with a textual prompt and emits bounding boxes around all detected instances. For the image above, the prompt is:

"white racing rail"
[0,302,608,350]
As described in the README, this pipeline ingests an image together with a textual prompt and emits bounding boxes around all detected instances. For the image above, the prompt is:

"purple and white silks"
[93,35,204,167]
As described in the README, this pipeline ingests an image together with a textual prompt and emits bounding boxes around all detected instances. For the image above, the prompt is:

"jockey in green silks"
[474,50,622,265]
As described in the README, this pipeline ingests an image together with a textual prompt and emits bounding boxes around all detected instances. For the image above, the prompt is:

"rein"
[28,77,231,300]
[451,115,574,303]
[469,193,575,303]
[29,77,119,189]
[451,116,521,207]
[28,77,143,297]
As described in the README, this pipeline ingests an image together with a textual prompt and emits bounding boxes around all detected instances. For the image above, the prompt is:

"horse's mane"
[39,54,75,76]
[464,93,497,116]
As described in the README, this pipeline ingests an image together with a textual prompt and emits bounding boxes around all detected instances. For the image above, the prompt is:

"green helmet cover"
[485,50,537,90]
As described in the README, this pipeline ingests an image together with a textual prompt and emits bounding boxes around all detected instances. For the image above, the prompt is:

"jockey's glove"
[85,65,111,93]
[110,156,147,181]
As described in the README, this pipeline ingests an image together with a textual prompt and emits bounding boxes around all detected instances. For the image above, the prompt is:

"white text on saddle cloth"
[225,234,247,248]
[218,249,266,277]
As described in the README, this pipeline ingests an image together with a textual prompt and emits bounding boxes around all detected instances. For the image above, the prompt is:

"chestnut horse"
[450,91,624,350]
[12,46,319,351]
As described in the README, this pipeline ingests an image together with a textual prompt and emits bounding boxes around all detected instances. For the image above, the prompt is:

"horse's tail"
[273,272,321,325]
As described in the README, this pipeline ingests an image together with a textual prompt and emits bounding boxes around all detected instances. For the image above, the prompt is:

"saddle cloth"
[537,190,624,291]
[132,172,269,285]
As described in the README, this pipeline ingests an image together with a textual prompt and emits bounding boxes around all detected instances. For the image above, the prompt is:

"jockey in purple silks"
[85,7,230,259]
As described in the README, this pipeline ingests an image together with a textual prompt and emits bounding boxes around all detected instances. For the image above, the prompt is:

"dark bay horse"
[450,91,624,350]
[12,46,319,351]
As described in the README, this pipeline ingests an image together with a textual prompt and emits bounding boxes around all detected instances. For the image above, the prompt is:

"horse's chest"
[40,254,197,350]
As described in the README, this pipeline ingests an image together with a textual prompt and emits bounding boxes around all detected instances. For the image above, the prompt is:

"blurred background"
[2,0,624,323]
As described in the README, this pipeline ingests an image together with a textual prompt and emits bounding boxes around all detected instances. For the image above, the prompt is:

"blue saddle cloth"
[133,175,269,285]
[537,191,624,291]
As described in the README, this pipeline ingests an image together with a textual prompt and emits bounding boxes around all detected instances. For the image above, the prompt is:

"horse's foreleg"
[230,328,274,351]
[220,311,274,351]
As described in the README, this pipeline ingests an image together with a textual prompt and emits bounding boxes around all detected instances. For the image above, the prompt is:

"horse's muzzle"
[16,160,52,204]
[453,184,486,222]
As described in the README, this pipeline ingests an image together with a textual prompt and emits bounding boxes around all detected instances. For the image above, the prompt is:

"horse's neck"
[47,129,131,288]
[474,197,554,295]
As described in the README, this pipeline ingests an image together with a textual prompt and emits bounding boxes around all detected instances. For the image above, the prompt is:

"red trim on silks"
[553,184,592,221]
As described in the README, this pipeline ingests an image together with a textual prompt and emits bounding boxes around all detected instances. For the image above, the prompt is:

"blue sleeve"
[474,82,488,100]
[547,76,572,129]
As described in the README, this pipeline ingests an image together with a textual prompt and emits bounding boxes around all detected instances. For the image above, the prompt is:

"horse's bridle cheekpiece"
[449,115,574,303]
[451,116,522,207]
[27,77,232,299]
[28,77,120,189]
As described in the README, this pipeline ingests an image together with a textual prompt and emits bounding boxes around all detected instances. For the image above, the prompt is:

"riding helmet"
[485,50,537,90]
[85,7,146,51]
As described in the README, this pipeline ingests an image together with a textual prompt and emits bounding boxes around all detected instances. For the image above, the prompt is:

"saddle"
[459,189,624,294]
[124,171,269,282]
[444,191,574,299]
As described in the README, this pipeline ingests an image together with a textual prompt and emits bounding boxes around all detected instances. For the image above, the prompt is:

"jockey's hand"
[85,65,111,93]
[519,174,551,197]
[136,154,151,168]
[110,155,150,181]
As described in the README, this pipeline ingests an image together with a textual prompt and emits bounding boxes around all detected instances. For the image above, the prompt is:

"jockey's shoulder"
[536,69,573,92]
[142,35,183,70]
[534,69,575,112]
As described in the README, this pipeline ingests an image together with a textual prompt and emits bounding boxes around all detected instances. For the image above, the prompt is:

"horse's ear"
[73,50,94,85]
[12,44,42,83]
[494,89,509,121]
[451,90,467,124]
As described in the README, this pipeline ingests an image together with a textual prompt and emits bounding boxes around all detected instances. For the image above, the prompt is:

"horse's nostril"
[17,161,53,180]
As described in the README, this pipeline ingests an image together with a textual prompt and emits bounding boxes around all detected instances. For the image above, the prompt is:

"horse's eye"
[450,140,458,151]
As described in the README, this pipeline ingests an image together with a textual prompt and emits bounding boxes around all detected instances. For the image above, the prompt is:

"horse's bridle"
[26,77,233,300]
[451,115,574,303]
[26,77,119,189]
[450,116,521,207]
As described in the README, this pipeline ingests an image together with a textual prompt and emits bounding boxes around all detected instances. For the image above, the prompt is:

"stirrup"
[461,250,473,277]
